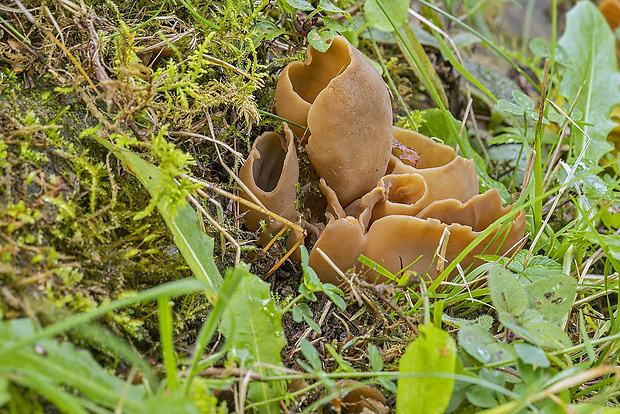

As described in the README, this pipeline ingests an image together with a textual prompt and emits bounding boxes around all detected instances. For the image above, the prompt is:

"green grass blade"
[158,297,178,393]
[183,270,243,395]
[395,23,449,109]
[433,32,497,102]
[93,135,223,297]
[0,278,207,358]
[12,375,89,414]
[418,0,540,90]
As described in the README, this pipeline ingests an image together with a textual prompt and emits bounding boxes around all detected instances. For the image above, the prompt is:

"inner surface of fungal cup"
[238,124,299,231]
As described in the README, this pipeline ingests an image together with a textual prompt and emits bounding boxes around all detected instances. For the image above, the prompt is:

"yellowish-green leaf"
[397,325,456,414]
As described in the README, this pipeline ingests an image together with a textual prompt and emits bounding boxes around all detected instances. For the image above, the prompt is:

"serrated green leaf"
[364,0,408,33]
[525,275,576,324]
[514,343,550,368]
[488,267,528,317]
[220,265,286,413]
[397,325,456,414]
[558,1,620,163]
[93,137,222,297]
[307,29,334,53]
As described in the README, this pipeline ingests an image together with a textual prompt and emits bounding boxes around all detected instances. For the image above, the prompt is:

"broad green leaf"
[525,275,576,324]
[318,0,347,14]
[145,393,200,414]
[514,343,550,368]
[585,233,620,261]
[0,378,8,407]
[364,0,408,33]
[488,267,528,317]
[251,22,285,43]
[307,29,334,53]
[397,325,456,414]
[220,265,286,413]
[466,386,498,408]
[459,324,516,363]
[558,1,620,163]
[284,0,314,11]
[525,321,572,350]
[512,90,535,111]
[0,319,146,412]
[94,136,222,297]
[323,16,348,32]
[300,338,322,371]
[498,99,526,115]
[529,37,550,58]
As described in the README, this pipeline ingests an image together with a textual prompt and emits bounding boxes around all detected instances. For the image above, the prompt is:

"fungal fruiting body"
[276,35,393,207]
[239,36,525,285]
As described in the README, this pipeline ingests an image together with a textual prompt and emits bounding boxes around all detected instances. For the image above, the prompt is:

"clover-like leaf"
[488,267,528,317]
[514,343,550,368]
[525,275,576,324]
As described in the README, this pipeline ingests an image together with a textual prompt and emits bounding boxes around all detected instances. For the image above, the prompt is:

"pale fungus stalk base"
[239,36,526,285]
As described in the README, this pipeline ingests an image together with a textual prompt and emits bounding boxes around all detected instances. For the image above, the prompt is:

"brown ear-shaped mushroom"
[238,124,299,231]
[361,189,526,283]
[356,173,429,228]
[389,127,479,204]
[308,217,365,286]
[311,189,525,286]
[276,36,393,207]
[336,380,389,414]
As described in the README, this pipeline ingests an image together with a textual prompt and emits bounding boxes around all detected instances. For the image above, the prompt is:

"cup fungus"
[276,35,393,207]
[238,124,299,231]
[239,35,525,286]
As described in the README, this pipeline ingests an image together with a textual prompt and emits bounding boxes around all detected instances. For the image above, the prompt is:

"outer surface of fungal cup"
[276,35,393,207]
